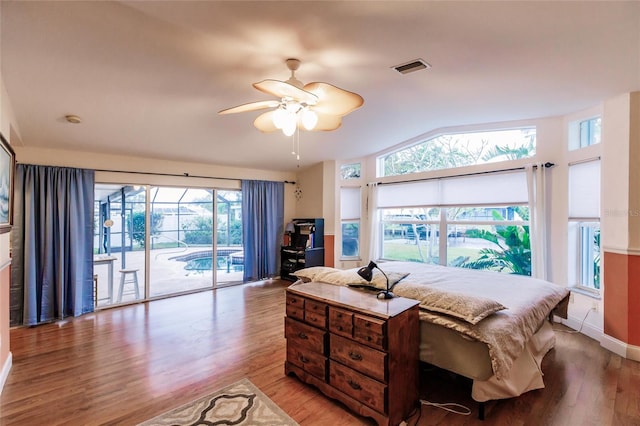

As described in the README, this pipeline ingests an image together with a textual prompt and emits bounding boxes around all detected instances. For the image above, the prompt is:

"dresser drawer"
[287,345,327,380]
[286,294,305,321]
[305,300,327,328]
[329,334,387,383]
[329,361,387,414]
[285,317,326,354]
[353,314,386,350]
[329,307,353,338]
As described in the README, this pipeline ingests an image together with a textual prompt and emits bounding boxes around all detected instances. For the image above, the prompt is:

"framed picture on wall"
[0,132,16,233]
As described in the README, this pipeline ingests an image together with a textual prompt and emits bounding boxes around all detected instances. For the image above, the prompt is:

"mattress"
[419,320,493,381]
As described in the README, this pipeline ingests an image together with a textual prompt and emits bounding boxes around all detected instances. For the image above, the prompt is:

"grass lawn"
[382,240,483,264]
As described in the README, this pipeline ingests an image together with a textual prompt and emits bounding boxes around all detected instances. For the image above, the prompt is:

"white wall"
[601,93,631,252]
[294,162,324,219]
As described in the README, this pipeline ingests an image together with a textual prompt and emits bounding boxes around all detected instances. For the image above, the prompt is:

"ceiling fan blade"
[253,79,318,104]
[253,110,278,133]
[303,82,364,116]
[310,112,342,131]
[218,100,279,115]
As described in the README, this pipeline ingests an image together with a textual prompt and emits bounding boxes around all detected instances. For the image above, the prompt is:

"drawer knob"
[337,326,343,331]
[348,380,361,391]
[299,356,309,364]
[365,336,372,341]
[297,332,308,339]
[349,352,362,361]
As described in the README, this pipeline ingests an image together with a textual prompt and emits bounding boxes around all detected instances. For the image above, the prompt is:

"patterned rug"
[138,379,299,426]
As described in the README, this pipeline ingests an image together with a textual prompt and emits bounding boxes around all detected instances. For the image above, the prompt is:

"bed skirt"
[471,320,556,402]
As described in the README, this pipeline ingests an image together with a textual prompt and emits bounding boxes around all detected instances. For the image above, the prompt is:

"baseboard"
[601,334,640,361]
[627,341,640,362]
[0,352,12,394]
[561,313,603,342]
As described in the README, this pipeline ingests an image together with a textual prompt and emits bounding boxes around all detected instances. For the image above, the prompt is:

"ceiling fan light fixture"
[301,108,318,130]
[272,107,287,129]
[282,115,297,136]
[220,57,363,141]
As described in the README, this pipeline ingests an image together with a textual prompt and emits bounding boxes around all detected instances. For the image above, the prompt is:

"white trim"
[0,259,11,270]
[600,334,640,361]
[561,314,602,342]
[601,246,640,256]
[0,352,12,394]
[627,341,640,362]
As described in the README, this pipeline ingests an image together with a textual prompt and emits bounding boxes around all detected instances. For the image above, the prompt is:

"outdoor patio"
[94,247,244,308]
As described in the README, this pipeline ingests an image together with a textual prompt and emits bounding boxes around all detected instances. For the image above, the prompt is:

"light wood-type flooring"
[1,279,639,425]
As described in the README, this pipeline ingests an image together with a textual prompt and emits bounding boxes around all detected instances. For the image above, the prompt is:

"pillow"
[314,268,409,290]
[415,287,507,324]
[291,266,336,283]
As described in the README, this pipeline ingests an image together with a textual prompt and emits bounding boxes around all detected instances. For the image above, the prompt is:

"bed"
[291,261,570,416]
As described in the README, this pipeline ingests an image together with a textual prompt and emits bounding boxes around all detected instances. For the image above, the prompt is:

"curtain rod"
[91,167,296,184]
[374,162,555,186]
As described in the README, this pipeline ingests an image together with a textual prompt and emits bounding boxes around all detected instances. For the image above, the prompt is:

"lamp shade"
[357,265,373,282]
[357,261,377,282]
[357,261,394,299]
[285,221,295,233]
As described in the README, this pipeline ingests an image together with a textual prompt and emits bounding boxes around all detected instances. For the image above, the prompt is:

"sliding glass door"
[216,190,243,285]
[95,184,244,307]
[94,184,147,308]
[148,186,214,297]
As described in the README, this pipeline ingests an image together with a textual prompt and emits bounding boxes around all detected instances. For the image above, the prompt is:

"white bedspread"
[380,261,570,380]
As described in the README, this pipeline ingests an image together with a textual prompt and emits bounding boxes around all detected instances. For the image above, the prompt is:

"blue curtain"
[11,165,95,325]
[241,180,284,281]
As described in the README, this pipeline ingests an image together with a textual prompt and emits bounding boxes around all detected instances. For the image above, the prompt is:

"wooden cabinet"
[284,282,420,426]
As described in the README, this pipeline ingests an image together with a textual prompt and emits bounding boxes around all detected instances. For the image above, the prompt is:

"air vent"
[392,59,431,74]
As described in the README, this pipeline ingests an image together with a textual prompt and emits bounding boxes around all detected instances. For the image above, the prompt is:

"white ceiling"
[1,1,639,173]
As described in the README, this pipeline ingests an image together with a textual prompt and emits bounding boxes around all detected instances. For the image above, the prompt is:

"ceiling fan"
[218,58,364,136]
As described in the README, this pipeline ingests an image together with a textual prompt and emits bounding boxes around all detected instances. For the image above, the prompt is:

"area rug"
[138,378,299,426]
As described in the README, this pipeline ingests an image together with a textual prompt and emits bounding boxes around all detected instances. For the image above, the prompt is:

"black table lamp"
[357,261,394,299]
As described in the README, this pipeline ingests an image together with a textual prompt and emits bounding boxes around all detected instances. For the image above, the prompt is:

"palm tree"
[461,209,531,276]
[481,133,535,162]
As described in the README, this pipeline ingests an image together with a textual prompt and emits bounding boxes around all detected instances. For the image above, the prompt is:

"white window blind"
[377,170,528,207]
[340,187,361,220]
[568,159,600,219]
[377,180,440,208]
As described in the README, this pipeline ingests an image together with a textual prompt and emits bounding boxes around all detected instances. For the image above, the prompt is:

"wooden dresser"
[284,282,420,426]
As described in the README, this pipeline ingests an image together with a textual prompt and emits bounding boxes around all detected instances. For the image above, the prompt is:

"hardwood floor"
[1,279,639,425]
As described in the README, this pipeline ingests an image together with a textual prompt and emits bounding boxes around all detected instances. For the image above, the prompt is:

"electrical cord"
[420,399,472,416]
[402,406,420,426]
[553,307,594,334]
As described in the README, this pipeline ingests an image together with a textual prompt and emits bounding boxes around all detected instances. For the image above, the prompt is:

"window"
[569,116,601,151]
[380,128,536,177]
[340,187,361,258]
[380,206,530,274]
[568,159,601,292]
[340,163,361,180]
[376,169,532,275]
